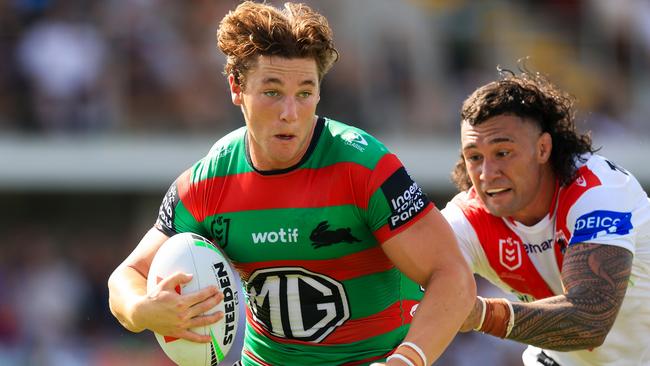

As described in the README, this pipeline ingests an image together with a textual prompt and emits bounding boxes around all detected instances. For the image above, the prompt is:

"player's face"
[461,115,554,225]
[230,56,320,171]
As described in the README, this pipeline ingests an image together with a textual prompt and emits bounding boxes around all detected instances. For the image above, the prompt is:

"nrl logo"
[210,216,231,248]
[499,237,522,271]
[341,131,368,152]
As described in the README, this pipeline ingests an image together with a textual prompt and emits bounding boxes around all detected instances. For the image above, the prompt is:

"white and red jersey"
[442,154,650,366]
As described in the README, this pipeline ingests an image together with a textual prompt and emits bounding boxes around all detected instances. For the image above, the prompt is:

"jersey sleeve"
[366,153,433,243]
[154,168,210,238]
[566,159,650,253]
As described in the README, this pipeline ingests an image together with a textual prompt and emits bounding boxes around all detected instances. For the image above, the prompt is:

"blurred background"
[1,0,649,365]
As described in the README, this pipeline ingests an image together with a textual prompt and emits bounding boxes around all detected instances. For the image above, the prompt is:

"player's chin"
[484,202,515,218]
[271,149,301,165]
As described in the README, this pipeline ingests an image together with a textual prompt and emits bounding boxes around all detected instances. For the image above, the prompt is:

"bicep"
[562,242,633,320]
[121,228,170,279]
[381,208,468,286]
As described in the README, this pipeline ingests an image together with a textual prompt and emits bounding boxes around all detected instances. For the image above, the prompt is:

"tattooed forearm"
[506,243,633,351]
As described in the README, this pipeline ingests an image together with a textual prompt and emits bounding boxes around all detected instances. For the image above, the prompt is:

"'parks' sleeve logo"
[381,167,430,230]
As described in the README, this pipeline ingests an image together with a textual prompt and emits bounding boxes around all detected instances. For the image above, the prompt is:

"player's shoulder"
[319,117,390,167]
[449,188,489,215]
[206,127,246,160]
[191,127,247,181]
[443,188,495,226]
[559,154,648,233]
[562,154,647,245]
[441,190,500,248]
[561,154,644,204]
[574,154,637,188]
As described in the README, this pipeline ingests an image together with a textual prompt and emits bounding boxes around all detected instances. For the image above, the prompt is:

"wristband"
[476,298,513,338]
[473,296,487,331]
[387,354,416,366]
[505,299,515,337]
[399,342,427,366]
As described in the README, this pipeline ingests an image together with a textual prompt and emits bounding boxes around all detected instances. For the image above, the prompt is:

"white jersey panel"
[503,217,564,296]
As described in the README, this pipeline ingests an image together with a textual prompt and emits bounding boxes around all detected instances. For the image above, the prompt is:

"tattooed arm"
[507,243,633,351]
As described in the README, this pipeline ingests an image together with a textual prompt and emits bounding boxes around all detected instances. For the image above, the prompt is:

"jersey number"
[247,267,350,343]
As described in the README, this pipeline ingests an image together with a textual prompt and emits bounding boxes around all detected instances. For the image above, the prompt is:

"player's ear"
[229,74,242,106]
[537,132,552,163]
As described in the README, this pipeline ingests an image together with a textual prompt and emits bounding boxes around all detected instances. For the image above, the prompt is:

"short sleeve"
[566,156,650,253]
[366,153,433,243]
[154,169,210,238]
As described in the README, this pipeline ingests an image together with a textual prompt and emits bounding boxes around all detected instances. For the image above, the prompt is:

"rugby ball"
[147,233,240,366]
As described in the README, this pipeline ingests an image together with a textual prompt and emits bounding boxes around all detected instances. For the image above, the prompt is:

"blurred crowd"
[1,0,649,137]
[2,0,650,365]
[0,193,169,365]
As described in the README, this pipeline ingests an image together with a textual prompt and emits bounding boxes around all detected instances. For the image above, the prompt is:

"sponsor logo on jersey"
[575,175,587,187]
[382,167,429,230]
[210,216,231,248]
[522,238,554,254]
[212,261,238,346]
[499,237,522,271]
[571,210,633,244]
[156,182,178,231]
[251,228,299,244]
[341,130,368,152]
[212,145,233,158]
[310,221,360,249]
[247,267,350,342]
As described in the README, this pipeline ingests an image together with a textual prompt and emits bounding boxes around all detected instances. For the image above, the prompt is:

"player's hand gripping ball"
[147,233,240,365]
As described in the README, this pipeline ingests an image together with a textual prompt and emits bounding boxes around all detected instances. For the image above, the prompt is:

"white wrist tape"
[399,342,427,366]
[387,354,415,366]
[474,296,487,331]
[505,298,515,337]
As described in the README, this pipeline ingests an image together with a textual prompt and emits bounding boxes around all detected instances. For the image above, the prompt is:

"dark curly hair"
[217,1,339,88]
[451,63,597,191]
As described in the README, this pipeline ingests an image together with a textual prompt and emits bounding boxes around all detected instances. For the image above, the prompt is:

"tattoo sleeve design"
[507,243,633,351]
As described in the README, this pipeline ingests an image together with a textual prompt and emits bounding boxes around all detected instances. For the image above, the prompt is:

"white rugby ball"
[147,232,240,366]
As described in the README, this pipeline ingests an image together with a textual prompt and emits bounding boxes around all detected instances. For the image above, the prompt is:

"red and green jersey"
[155,117,432,366]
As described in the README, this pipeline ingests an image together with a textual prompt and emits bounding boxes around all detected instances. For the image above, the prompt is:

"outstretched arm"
[509,243,632,350]
[463,242,632,351]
